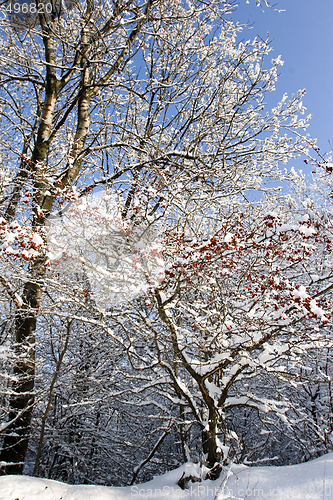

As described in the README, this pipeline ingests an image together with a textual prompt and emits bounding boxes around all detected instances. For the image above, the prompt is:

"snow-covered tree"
[103,186,332,476]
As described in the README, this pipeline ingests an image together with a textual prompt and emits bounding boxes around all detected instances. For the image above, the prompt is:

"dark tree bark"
[202,409,222,480]
[0,279,41,473]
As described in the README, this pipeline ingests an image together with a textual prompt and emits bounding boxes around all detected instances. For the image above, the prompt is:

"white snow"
[224,233,234,243]
[32,233,44,246]
[278,223,296,232]
[310,299,327,320]
[299,225,316,236]
[292,285,309,299]
[1,453,332,499]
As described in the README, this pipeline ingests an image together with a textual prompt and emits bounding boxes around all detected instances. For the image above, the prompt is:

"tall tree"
[101,188,332,476]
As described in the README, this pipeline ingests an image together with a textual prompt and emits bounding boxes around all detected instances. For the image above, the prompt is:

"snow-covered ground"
[1,453,333,500]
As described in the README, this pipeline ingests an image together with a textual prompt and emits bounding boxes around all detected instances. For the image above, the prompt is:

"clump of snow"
[32,233,44,246]
[46,191,165,311]
[224,232,234,243]
[299,225,316,237]
[310,299,327,320]
[1,453,332,499]
[292,285,309,299]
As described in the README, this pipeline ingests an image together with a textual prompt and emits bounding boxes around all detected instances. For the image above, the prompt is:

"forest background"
[0,0,332,488]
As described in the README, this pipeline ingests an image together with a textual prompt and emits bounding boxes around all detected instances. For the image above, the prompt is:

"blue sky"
[233,0,333,160]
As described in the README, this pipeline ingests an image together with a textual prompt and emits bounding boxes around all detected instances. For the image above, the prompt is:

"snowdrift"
[1,453,332,499]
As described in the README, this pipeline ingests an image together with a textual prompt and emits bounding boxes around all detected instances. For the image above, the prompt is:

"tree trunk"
[202,408,222,480]
[0,18,89,472]
[0,276,42,473]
